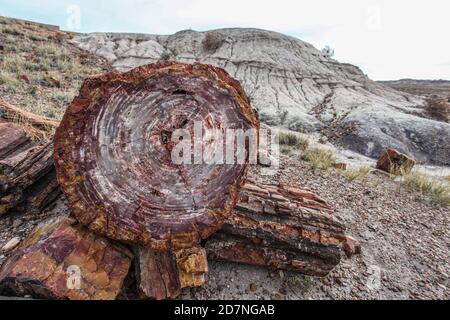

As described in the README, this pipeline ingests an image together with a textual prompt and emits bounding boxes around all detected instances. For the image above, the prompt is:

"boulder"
[376,148,416,175]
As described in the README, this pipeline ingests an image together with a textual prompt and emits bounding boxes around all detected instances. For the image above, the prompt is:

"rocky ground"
[179,155,449,300]
[1,154,448,300]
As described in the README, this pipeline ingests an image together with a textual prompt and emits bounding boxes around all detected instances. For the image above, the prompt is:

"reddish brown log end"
[54,61,259,250]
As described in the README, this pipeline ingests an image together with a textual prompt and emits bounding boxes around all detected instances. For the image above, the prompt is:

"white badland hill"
[72,28,450,165]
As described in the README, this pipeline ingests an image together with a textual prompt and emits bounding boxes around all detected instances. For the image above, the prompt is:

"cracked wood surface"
[206,182,346,276]
[54,61,260,251]
[0,122,60,216]
[0,216,132,300]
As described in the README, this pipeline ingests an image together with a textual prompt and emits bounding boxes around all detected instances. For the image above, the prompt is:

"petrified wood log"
[376,148,416,175]
[0,122,60,215]
[0,216,132,300]
[54,61,259,250]
[134,246,208,300]
[206,182,347,276]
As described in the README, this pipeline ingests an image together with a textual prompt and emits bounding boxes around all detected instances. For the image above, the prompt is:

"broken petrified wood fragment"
[54,61,259,250]
[376,148,416,175]
[0,216,132,300]
[0,122,60,215]
[135,246,208,300]
[206,182,347,277]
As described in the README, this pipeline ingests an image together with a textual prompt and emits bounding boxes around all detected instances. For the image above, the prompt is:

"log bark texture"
[0,216,132,300]
[0,122,60,215]
[54,61,259,250]
[134,246,208,300]
[206,182,347,276]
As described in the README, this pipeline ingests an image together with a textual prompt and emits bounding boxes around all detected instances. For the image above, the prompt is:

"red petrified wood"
[0,122,60,216]
[376,148,416,175]
[54,61,260,251]
[206,182,348,276]
[0,216,132,300]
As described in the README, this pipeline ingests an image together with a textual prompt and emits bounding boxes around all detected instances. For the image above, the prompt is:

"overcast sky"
[1,0,449,80]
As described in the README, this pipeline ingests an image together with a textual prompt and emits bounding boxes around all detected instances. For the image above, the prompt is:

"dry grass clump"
[301,147,337,170]
[339,166,371,182]
[401,171,450,206]
[279,132,309,151]
[425,95,449,122]
[202,32,224,52]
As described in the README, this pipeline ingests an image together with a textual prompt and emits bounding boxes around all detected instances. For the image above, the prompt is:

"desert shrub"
[401,171,450,206]
[301,147,337,170]
[425,95,449,122]
[280,145,292,154]
[202,32,224,52]
[0,71,22,92]
[339,166,371,182]
[52,90,75,105]
[1,55,37,73]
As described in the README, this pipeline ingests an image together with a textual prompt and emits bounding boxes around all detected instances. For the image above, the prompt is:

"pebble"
[2,236,20,252]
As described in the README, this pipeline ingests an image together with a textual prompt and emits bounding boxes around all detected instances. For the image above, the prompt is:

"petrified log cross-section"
[54,61,259,250]
[206,182,347,277]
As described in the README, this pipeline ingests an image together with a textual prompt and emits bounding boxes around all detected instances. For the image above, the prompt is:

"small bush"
[1,55,37,73]
[340,166,371,182]
[279,132,309,150]
[301,147,337,170]
[0,71,22,92]
[202,32,224,52]
[280,145,292,154]
[426,95,449,122]
[401,171,450,206]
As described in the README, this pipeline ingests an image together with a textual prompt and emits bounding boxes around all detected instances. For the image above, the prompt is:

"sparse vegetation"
[425,95,449,122]
[279,132,309,151]
[280,145,292,154]
[0,16,108,120]
[339,166,371,182]
[401,171,450,206]
[0,71,22,93]
[301,147,337,170]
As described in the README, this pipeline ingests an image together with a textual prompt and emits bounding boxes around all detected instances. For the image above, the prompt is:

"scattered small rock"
[249,283,257,292]
[343,236,361,258]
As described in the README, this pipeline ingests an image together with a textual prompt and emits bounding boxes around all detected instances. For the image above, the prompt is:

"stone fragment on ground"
[376,148,416,175]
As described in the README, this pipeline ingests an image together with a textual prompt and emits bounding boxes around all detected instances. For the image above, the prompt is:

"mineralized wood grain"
[54,61,259,250]
[0,216,132,300]
[0,123,60,215]
[135,246,208,300]
[206,182,346,276]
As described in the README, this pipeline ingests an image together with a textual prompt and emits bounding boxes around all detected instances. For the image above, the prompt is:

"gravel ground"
[180,155,449,300]
[1,154,449,300]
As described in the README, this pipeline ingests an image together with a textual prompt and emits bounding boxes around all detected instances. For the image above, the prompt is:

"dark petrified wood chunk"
[54,62,259,250]
[0,216,132,300]
[0,123,60,215]
[376,148,416,175]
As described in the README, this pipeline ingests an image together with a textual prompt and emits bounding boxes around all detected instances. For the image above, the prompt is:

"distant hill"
[379,79,450,99]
